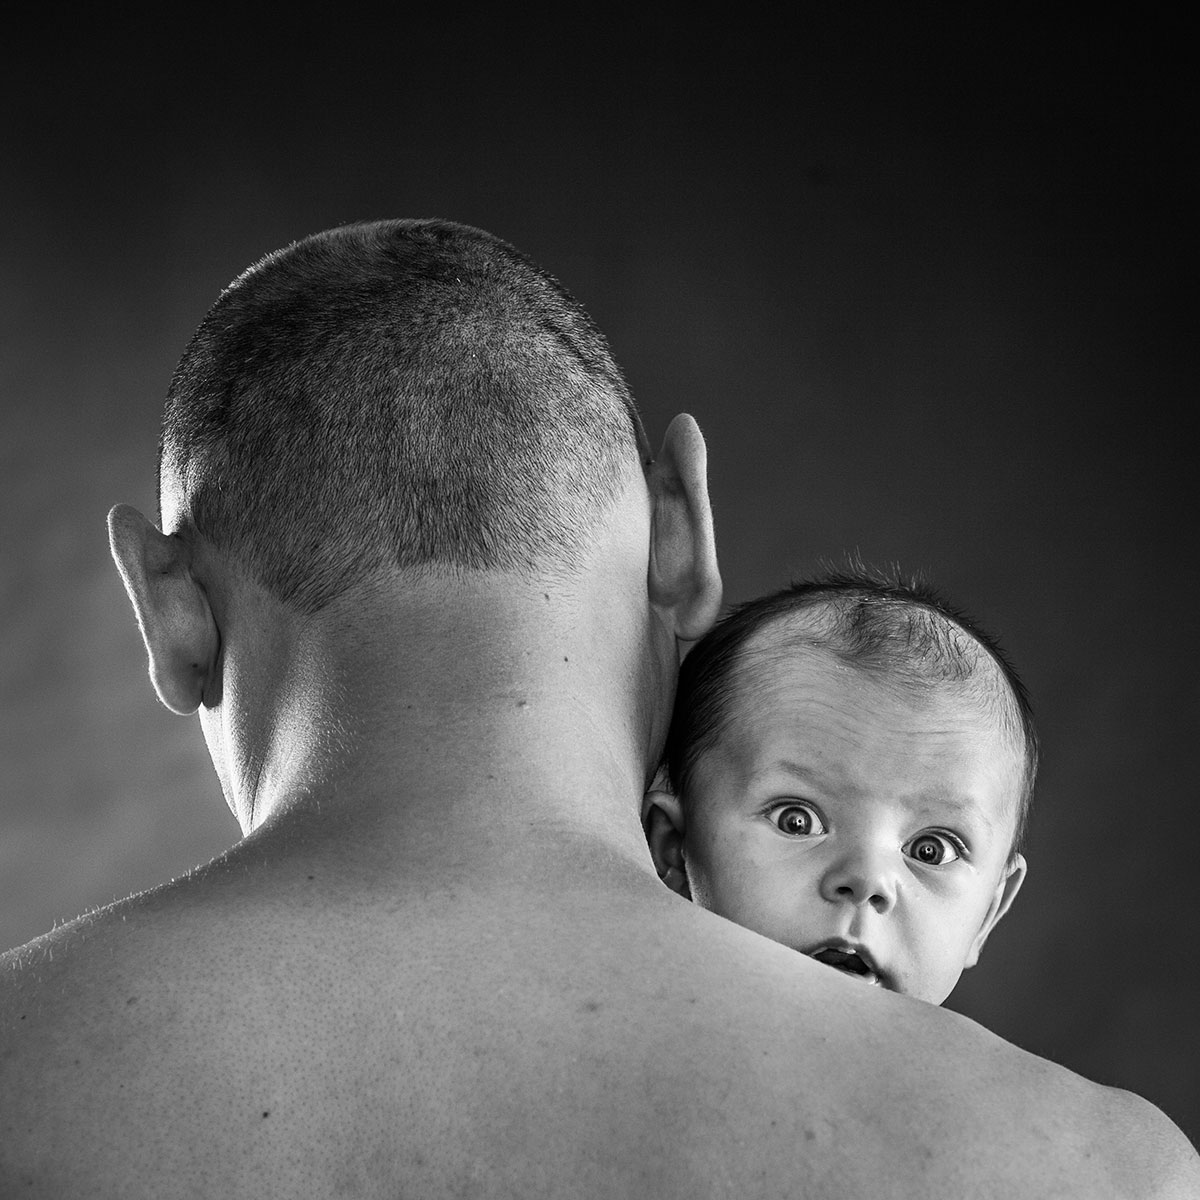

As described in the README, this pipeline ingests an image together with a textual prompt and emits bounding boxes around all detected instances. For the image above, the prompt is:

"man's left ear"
[965,853,1027,968]
[647,414,723,643]
[108,504,220,715]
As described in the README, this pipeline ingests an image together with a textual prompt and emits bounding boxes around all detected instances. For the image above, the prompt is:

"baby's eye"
[905,832,963,865]
[767,803,826,837]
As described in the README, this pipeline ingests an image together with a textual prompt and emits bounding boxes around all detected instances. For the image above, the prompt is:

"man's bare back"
[2,219,1195,1198]
[3,840,1190,1198]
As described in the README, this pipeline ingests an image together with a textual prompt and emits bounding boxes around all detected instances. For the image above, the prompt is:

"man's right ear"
[642,789,691,899]
[647,413,722,643]
[107,504,220,715]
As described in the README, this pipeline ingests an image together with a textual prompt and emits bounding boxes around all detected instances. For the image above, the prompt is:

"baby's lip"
[803,940,887,988]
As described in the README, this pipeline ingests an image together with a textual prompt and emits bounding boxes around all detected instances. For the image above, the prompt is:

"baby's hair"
[664,564,1038,855]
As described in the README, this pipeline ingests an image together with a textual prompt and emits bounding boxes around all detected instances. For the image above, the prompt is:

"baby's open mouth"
[809,945,883,987]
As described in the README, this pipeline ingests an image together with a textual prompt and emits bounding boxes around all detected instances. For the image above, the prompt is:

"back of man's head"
[159,218,649,613]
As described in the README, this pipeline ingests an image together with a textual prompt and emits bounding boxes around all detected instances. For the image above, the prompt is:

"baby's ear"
[642,790,691,899]
[965,853,1027,968]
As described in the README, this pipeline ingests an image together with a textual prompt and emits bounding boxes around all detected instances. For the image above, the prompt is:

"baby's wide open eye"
[904,832,963,865]
[767,802,826,837]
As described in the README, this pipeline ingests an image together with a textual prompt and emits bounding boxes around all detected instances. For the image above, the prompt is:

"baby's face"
[678,641,1026,1004]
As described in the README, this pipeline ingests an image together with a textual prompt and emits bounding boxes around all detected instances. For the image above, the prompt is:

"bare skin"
[2,418,1196,1198]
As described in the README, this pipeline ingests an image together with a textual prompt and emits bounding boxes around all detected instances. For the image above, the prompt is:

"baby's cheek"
[919,916,985,1004]
[684,834,743,917]
[684,850,730,915]
[721,834,783,927]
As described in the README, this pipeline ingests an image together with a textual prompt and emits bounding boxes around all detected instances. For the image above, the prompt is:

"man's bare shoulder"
[0,882,220,1079]
[944,1019,1200,1199]
[3,873,1196,1200]
[639,899,1200,1199]
[1091,1085,1200,1200]
[2,892,156,1018]
[0,867,327,1195]
[1,867,227,999]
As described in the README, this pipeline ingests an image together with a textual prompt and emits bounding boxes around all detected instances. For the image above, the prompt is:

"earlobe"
[108,504,220,716]
[965,853,1027,968]
[642,790,691,899]
[647,414,722,643]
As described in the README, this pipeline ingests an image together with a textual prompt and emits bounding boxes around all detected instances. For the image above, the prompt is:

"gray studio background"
[4,15,1196,1143]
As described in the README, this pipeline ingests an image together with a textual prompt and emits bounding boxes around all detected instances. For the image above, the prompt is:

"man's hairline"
[156,444,654,616]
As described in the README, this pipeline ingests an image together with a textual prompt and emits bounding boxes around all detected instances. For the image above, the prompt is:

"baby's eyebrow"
[907,794,996,832]
[749,758,843,792]
[744,758,849,796]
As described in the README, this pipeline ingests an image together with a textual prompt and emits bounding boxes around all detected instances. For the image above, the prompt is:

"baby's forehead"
[718,621,1025,798]
[728,627,999,732]
[733,605,1006,708]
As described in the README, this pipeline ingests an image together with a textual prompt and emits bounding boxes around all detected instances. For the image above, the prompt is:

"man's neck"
[203,571,670,883]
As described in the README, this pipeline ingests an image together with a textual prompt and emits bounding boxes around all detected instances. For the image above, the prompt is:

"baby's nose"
[820,849,897,913]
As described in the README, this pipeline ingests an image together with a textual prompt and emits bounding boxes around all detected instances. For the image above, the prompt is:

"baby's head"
[645,569,1037,1004]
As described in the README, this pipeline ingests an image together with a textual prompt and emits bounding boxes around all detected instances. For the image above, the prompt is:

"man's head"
[108,219,721,819]
[158,218,651,612]
[645,569,1035,1004]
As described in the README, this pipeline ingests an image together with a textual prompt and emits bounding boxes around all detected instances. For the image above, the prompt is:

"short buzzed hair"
[159,219,650,612]
[664,567,1039,854]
